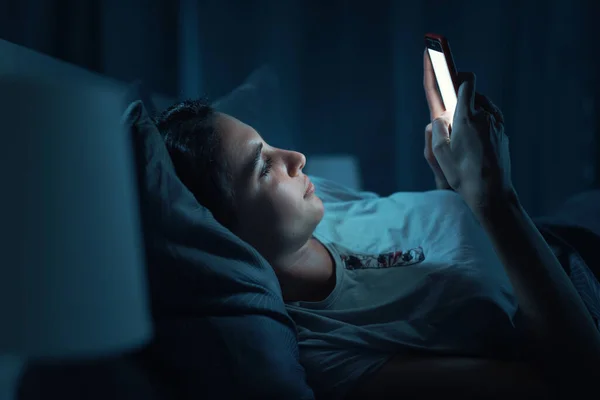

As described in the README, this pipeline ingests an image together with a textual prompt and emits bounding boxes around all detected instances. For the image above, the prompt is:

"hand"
[423,117,453,190]
[429,72,513,212]
[425,122,453,190]
[423,50,453,190]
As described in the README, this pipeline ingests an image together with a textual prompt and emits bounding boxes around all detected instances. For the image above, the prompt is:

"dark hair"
[154,99,236,227]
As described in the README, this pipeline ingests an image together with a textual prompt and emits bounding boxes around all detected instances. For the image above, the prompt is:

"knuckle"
[432,117,448,129]
[432,141,446,153]
[495,110,505,124]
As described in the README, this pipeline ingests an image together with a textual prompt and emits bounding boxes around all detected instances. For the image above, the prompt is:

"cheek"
[259,183,304,224]
[234,189,297,244]
[236,172,315,231]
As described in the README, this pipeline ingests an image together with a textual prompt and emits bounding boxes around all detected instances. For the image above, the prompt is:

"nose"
[286,150,306,177]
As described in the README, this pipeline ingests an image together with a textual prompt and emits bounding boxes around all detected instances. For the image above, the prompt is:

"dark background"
[1,0,599,216]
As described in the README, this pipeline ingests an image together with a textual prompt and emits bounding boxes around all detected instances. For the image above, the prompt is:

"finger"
[430,117,458,186]
[431,117,452,160]
[423,49,445,120]
[487,111,506,136]
[475,93,504,125]
[424,124,450,186]
[455,72,476,120]
[424,124,435,162]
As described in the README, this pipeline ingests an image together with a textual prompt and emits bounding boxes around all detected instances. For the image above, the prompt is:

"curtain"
[0,0,179,96]
[2,0,597,215]
[389,0,599,214]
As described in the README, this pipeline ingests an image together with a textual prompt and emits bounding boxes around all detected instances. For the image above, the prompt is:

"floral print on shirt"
[331,244,425,270]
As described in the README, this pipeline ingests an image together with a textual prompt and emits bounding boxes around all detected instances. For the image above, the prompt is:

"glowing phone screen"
[427,48,458,122]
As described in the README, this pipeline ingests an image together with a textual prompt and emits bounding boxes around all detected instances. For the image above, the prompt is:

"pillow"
[212,65,296,150]
[122,101,314,400]
[123,80,159,117]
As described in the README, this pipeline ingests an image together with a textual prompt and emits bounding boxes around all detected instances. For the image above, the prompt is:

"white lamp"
[0,74,152,400]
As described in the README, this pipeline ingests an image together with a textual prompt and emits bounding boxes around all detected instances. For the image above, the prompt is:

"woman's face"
[216,113,324,259]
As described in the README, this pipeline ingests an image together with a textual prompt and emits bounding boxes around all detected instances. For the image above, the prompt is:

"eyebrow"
[244,142,263,178]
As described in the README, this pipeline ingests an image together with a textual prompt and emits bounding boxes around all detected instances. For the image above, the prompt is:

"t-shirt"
[286,177,520,399]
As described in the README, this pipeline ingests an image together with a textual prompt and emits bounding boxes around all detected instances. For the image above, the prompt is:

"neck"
[271,238,335,302]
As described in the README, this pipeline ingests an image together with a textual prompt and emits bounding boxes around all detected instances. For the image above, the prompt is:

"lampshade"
[0,74,152,359]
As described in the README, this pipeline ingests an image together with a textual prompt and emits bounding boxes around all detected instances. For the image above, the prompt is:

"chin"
[311,193,323,205]
[312,198,325,223]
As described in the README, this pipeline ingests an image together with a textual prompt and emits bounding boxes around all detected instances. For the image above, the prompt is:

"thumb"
[431,117,456,183]
[431,117,451,155]
[456,72,476,119]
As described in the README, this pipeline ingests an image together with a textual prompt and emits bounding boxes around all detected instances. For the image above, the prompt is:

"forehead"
[216,113,261,178]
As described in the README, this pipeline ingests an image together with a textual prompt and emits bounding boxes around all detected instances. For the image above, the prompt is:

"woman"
[154,53,600,399]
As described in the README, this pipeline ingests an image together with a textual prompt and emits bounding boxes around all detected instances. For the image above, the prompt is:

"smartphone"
[424,33,459,122]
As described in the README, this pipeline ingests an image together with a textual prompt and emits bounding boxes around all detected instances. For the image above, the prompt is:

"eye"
[260,156,273,178]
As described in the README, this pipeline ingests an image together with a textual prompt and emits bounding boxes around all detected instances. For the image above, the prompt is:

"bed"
[3,38,599,400]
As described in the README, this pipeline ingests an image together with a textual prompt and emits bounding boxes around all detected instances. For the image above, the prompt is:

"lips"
[304,177,315,198]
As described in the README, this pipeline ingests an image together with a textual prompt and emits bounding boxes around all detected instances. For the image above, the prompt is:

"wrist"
[468,187,520,223]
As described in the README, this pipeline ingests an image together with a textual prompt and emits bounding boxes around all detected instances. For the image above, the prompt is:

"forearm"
[472,190,600,377]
